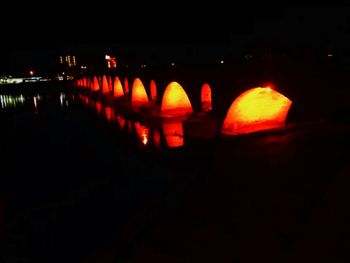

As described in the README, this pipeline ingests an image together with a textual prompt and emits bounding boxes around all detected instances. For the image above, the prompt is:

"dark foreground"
[0,90,350,263]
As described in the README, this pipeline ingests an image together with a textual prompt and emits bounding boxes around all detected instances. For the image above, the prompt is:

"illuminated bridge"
[74,65,296,137]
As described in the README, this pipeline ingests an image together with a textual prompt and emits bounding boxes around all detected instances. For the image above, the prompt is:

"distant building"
[105,55,117,68]
[59,55,77,68]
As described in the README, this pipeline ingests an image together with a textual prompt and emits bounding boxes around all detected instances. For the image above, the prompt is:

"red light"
[201,83,212,112]
[150,80,157,101]
[104,106,113,122]
[124,78,129,94]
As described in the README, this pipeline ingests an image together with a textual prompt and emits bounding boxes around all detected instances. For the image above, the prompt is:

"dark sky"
[1,2,350,74]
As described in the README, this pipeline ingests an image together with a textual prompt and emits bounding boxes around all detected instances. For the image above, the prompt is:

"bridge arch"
[113,76,124,98]
[161,82,193,117]
[131,78,149,106]
[221,87,292,135]
[201,83,212,112]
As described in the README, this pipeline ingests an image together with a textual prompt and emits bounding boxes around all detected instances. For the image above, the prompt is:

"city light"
[105,54,117,68]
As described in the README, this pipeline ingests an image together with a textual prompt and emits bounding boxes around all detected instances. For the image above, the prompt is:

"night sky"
[1,2,350,75]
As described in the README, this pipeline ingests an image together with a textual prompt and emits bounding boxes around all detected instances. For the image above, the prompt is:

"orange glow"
[221,87,292,135]
[116,115,126,129]
[96,101,102,114]
[104,106,113,122]
[131,78,149,106]
[124,78,129,94]
[161,82,193,116]
[113,76,124,97]
[134,122,149,146]
[83,78,88,87]
[102,75,109,94]
[90,78,94,90]
[153,130,161,148]
[93,76,100,91]
[108,76,113,91]
[162,121,184,148]
[201,83,212,111]
[150,80,157,101]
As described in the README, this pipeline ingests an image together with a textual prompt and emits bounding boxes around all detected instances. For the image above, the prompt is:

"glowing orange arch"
[113,76,124,97]
[131,78,149,106]
[102,75,109,93]
[108,76,113,91]
[92,76,100,91]
[161,82,193,116]
[124,78,129,94]
[221,87,292,135]
[201,83,212,111]
[150,80,157,101]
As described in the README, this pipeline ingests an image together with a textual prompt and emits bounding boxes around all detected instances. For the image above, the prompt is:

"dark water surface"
[1,89,350,262]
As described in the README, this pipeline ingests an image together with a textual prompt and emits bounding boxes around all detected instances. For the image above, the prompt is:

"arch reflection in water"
[104,106,114,122]
[116,114,126,129]
[134,122,149,146]
[162,121,184,148]
[95,101,102,114]
[0,94,25,109]
[88,98,96,109]
[153,129,161,148]
[127,121,133,132]
[83,96,89,106]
